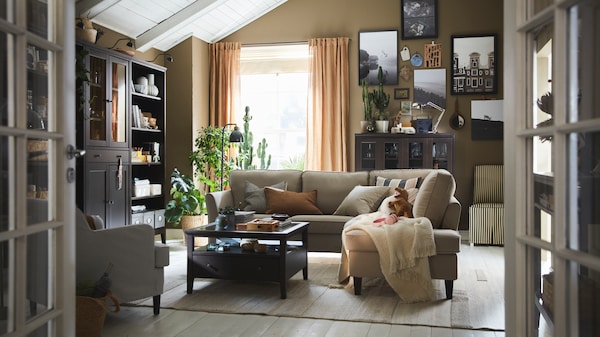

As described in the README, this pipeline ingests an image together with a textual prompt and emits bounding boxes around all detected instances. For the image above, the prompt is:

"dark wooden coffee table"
[184,221,309,299]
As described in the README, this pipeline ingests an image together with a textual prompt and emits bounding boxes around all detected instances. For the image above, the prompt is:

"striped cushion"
[375,176,422,189]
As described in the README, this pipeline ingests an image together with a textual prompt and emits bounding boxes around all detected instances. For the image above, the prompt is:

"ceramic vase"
[76,28,97,43]
[147,74,159,96]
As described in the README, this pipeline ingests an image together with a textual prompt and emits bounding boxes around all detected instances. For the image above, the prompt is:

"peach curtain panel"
[209,42,241,126]
[306,37,350,171]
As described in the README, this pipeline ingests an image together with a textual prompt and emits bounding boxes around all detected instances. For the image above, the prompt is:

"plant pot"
[76,28,98,43]
[181,215,207,247]
[375,120,389,133]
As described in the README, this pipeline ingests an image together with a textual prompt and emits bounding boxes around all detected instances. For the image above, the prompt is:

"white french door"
[0,0,76,336]
[505,0,600,336]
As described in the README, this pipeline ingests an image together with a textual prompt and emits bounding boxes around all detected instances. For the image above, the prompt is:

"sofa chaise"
[206,169,461,298]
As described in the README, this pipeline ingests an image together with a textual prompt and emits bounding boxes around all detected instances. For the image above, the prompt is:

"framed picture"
[358,30,398,85]
[414,68,446,107]
[401,101,412,116]
[451,34,498,95]
[394,88,410,100]
[401,0,438,39]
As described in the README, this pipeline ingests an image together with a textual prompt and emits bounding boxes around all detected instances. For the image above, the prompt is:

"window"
[238,44,309,170]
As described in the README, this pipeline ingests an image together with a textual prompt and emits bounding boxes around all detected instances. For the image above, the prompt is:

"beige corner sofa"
[206,169,461,298]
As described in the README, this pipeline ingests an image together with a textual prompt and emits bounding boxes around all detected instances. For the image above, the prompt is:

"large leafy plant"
[164,169,203,226]
[189,125,230,193]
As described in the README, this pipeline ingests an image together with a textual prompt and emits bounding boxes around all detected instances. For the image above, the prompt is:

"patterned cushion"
[375,176,422,189]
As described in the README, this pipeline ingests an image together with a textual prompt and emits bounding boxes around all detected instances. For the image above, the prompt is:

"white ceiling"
[76,0,288,52]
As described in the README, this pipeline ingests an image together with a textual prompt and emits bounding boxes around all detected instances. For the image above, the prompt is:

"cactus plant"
[361,78,372,121]
[236,106,271,170]
[372,66,390,120]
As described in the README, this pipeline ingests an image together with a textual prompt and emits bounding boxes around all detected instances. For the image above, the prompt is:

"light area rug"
[127,241,502,331]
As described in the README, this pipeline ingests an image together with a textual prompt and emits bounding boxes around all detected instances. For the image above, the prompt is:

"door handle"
[66,144,86,160]
[116,156,123,190]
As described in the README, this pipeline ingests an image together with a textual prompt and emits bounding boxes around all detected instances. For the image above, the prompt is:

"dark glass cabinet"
[76,42,166,238]
[355,133,454,172]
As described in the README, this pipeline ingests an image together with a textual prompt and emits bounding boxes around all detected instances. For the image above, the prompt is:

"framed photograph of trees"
[358,30,398,85]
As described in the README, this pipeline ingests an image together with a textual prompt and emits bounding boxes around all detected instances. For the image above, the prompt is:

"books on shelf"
[132,104,143,128]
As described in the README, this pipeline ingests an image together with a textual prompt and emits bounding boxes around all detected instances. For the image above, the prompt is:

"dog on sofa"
[373,187,414,226]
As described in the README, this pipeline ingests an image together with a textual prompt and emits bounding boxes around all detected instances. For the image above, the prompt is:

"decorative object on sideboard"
[421,101,446,134]
[372,66,390,133]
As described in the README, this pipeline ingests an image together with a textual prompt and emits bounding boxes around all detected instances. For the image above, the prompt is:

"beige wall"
[219,0,504,229]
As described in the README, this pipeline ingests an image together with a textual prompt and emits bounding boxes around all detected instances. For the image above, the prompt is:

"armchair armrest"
[440,196,461,230]
[206,190,234,222]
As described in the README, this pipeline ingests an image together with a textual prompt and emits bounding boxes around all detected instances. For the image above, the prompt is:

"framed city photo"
[358,30,398,85]
[451,34,498,95]
[401,0,438,40]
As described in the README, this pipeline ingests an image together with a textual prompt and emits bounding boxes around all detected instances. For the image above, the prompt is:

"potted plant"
[361,79,374,132]
[189,125,228,193]
[372,66,390,133]
[164,168,205,244]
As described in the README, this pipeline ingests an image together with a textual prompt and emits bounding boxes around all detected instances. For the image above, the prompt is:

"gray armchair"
[76,209,169,315]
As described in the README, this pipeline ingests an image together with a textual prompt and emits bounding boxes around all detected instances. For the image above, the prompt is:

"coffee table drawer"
[193,254,279,281]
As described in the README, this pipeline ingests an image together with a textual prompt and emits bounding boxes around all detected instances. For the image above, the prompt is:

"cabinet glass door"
[88,55,107,142]
[111,61,127,144]
[408,141,424,169]
[384,142,400,168]
[360,142,376,170]
[432,141,449,170]
[86,54,128,147]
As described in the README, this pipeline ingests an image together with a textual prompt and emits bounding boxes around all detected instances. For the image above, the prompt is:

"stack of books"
[235,210,255,224]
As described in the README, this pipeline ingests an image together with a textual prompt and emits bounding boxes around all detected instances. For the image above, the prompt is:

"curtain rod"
[242,38,351,47]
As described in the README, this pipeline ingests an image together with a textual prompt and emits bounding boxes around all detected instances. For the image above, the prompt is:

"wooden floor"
[103,237,507,337]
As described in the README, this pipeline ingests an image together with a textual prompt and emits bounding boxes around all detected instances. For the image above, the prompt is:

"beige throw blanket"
[341,212,437,302]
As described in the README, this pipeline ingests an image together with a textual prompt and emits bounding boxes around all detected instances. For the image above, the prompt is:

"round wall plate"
[410,53,423,67]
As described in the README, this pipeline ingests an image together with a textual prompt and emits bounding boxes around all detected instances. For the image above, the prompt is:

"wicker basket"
[76,292,120,337]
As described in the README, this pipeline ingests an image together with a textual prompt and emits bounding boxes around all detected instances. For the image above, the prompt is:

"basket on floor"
[76,292,120,337]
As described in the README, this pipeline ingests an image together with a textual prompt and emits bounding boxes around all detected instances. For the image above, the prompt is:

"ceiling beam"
[76,0,121,18]
[135,0,221,52]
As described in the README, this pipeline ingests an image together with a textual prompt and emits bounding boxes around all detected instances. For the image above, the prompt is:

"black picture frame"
[451,34,498,95]
[358,30,398,85]
[401,0,438,40]
[394,88,410,100]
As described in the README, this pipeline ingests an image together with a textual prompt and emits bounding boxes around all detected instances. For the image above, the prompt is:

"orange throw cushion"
[264,187,323,216]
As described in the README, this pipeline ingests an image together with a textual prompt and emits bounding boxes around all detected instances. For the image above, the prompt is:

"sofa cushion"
[243,181,287,212]
[333,185,391,216]
[301,171,369,214]
[413,170,456,228]
[375,176,422,189]
[264,188,323,216]
[230,170,303,210]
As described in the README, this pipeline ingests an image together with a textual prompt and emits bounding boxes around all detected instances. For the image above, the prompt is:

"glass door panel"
[111,62,127,144]
[432,141,449,169]
[26,0,48,39]
[88,55,107,142]
[408,141,424,169]
[384,142,400,168]
[360,142,376,170]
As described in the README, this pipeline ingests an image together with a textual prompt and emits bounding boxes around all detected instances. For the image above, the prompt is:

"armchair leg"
[153,295,161,315]
[445,280,454,299]
[353,277,362,295]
